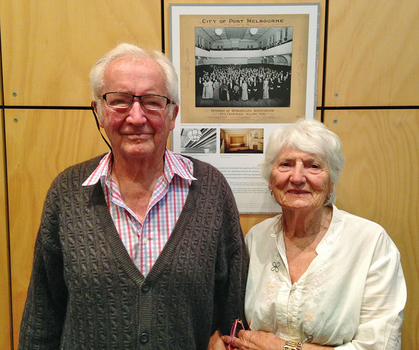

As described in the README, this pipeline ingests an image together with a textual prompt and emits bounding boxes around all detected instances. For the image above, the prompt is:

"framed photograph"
[169,3,320,213]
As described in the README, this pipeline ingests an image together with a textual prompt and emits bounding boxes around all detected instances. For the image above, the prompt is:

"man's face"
[97,56,178,162]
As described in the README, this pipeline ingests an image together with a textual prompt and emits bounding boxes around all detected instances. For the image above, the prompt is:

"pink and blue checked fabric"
[83,150,195,276]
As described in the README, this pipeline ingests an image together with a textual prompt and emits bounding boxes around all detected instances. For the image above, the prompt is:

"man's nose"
[126,98,147,125]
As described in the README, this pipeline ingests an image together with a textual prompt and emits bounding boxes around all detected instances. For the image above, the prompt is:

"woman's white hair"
[260,119,345,206]
[89,43,179,119]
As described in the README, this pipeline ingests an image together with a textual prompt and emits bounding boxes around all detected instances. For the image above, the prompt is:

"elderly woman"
[222,119,406,349]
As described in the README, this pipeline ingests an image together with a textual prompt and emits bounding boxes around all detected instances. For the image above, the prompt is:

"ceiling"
[197,27,278,44]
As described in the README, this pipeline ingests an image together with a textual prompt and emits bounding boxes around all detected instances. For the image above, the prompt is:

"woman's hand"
[220,331,333,350]
[221,330,284,350]
[208,330,227,350]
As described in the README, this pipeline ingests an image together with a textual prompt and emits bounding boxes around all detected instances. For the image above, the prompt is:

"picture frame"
[168,3,320,213]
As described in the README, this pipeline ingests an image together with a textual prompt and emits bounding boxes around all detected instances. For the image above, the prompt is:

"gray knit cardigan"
[18,155,249,349]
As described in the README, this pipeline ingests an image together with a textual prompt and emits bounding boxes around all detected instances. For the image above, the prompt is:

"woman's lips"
[287,189,309,195]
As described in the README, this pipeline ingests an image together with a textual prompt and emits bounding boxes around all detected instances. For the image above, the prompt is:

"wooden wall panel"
[163,0,326,108]
[0,0,162,107]
[0,52,3,105]
[0,111,11,350]
[325,0,419,107]
[324,110,419,349]
[5,109,109,348]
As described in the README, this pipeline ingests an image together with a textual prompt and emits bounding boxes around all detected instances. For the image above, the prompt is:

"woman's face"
[269,147,333,212]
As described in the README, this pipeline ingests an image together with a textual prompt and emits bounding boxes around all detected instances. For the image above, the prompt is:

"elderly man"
[18,43,248,349]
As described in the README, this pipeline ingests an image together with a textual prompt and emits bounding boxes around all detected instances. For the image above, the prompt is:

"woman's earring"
[270,190,274,196]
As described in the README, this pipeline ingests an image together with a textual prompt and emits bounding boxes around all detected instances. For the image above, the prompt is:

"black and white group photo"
[195,26,293,108]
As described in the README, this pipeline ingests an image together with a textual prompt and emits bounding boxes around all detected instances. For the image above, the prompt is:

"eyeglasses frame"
[227,319,250,350]
[101,92,173,111]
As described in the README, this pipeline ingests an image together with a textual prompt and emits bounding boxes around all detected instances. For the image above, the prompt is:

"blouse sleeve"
[335,232,406,350]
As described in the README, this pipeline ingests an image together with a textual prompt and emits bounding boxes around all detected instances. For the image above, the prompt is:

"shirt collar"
[82,152,112,187]
[164,148,196,183]
[82,149,196,187]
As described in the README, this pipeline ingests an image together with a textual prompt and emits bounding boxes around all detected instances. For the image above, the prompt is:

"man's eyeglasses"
[101,92,173,111]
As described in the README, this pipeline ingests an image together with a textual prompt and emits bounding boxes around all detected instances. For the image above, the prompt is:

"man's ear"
[92,100,104,128]
[169,104,179,131]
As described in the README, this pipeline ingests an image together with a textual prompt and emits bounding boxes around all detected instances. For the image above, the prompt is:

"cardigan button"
[141,282,151,293]
[140,332,149,343]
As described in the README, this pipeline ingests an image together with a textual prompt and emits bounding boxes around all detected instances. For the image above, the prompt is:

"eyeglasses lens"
[142,95,167,110]
[105,93,132,108]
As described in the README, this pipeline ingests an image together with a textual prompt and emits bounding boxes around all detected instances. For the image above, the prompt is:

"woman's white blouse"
[244,205,406,349]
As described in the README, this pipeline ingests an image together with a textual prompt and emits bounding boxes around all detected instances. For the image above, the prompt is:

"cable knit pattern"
[18,155,249,350]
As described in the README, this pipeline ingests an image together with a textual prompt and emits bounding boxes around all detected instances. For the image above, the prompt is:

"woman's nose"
[290,164,306,183]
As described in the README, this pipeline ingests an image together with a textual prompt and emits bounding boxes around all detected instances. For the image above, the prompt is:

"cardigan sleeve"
[18,180,68,349]
[212,176,249,336]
